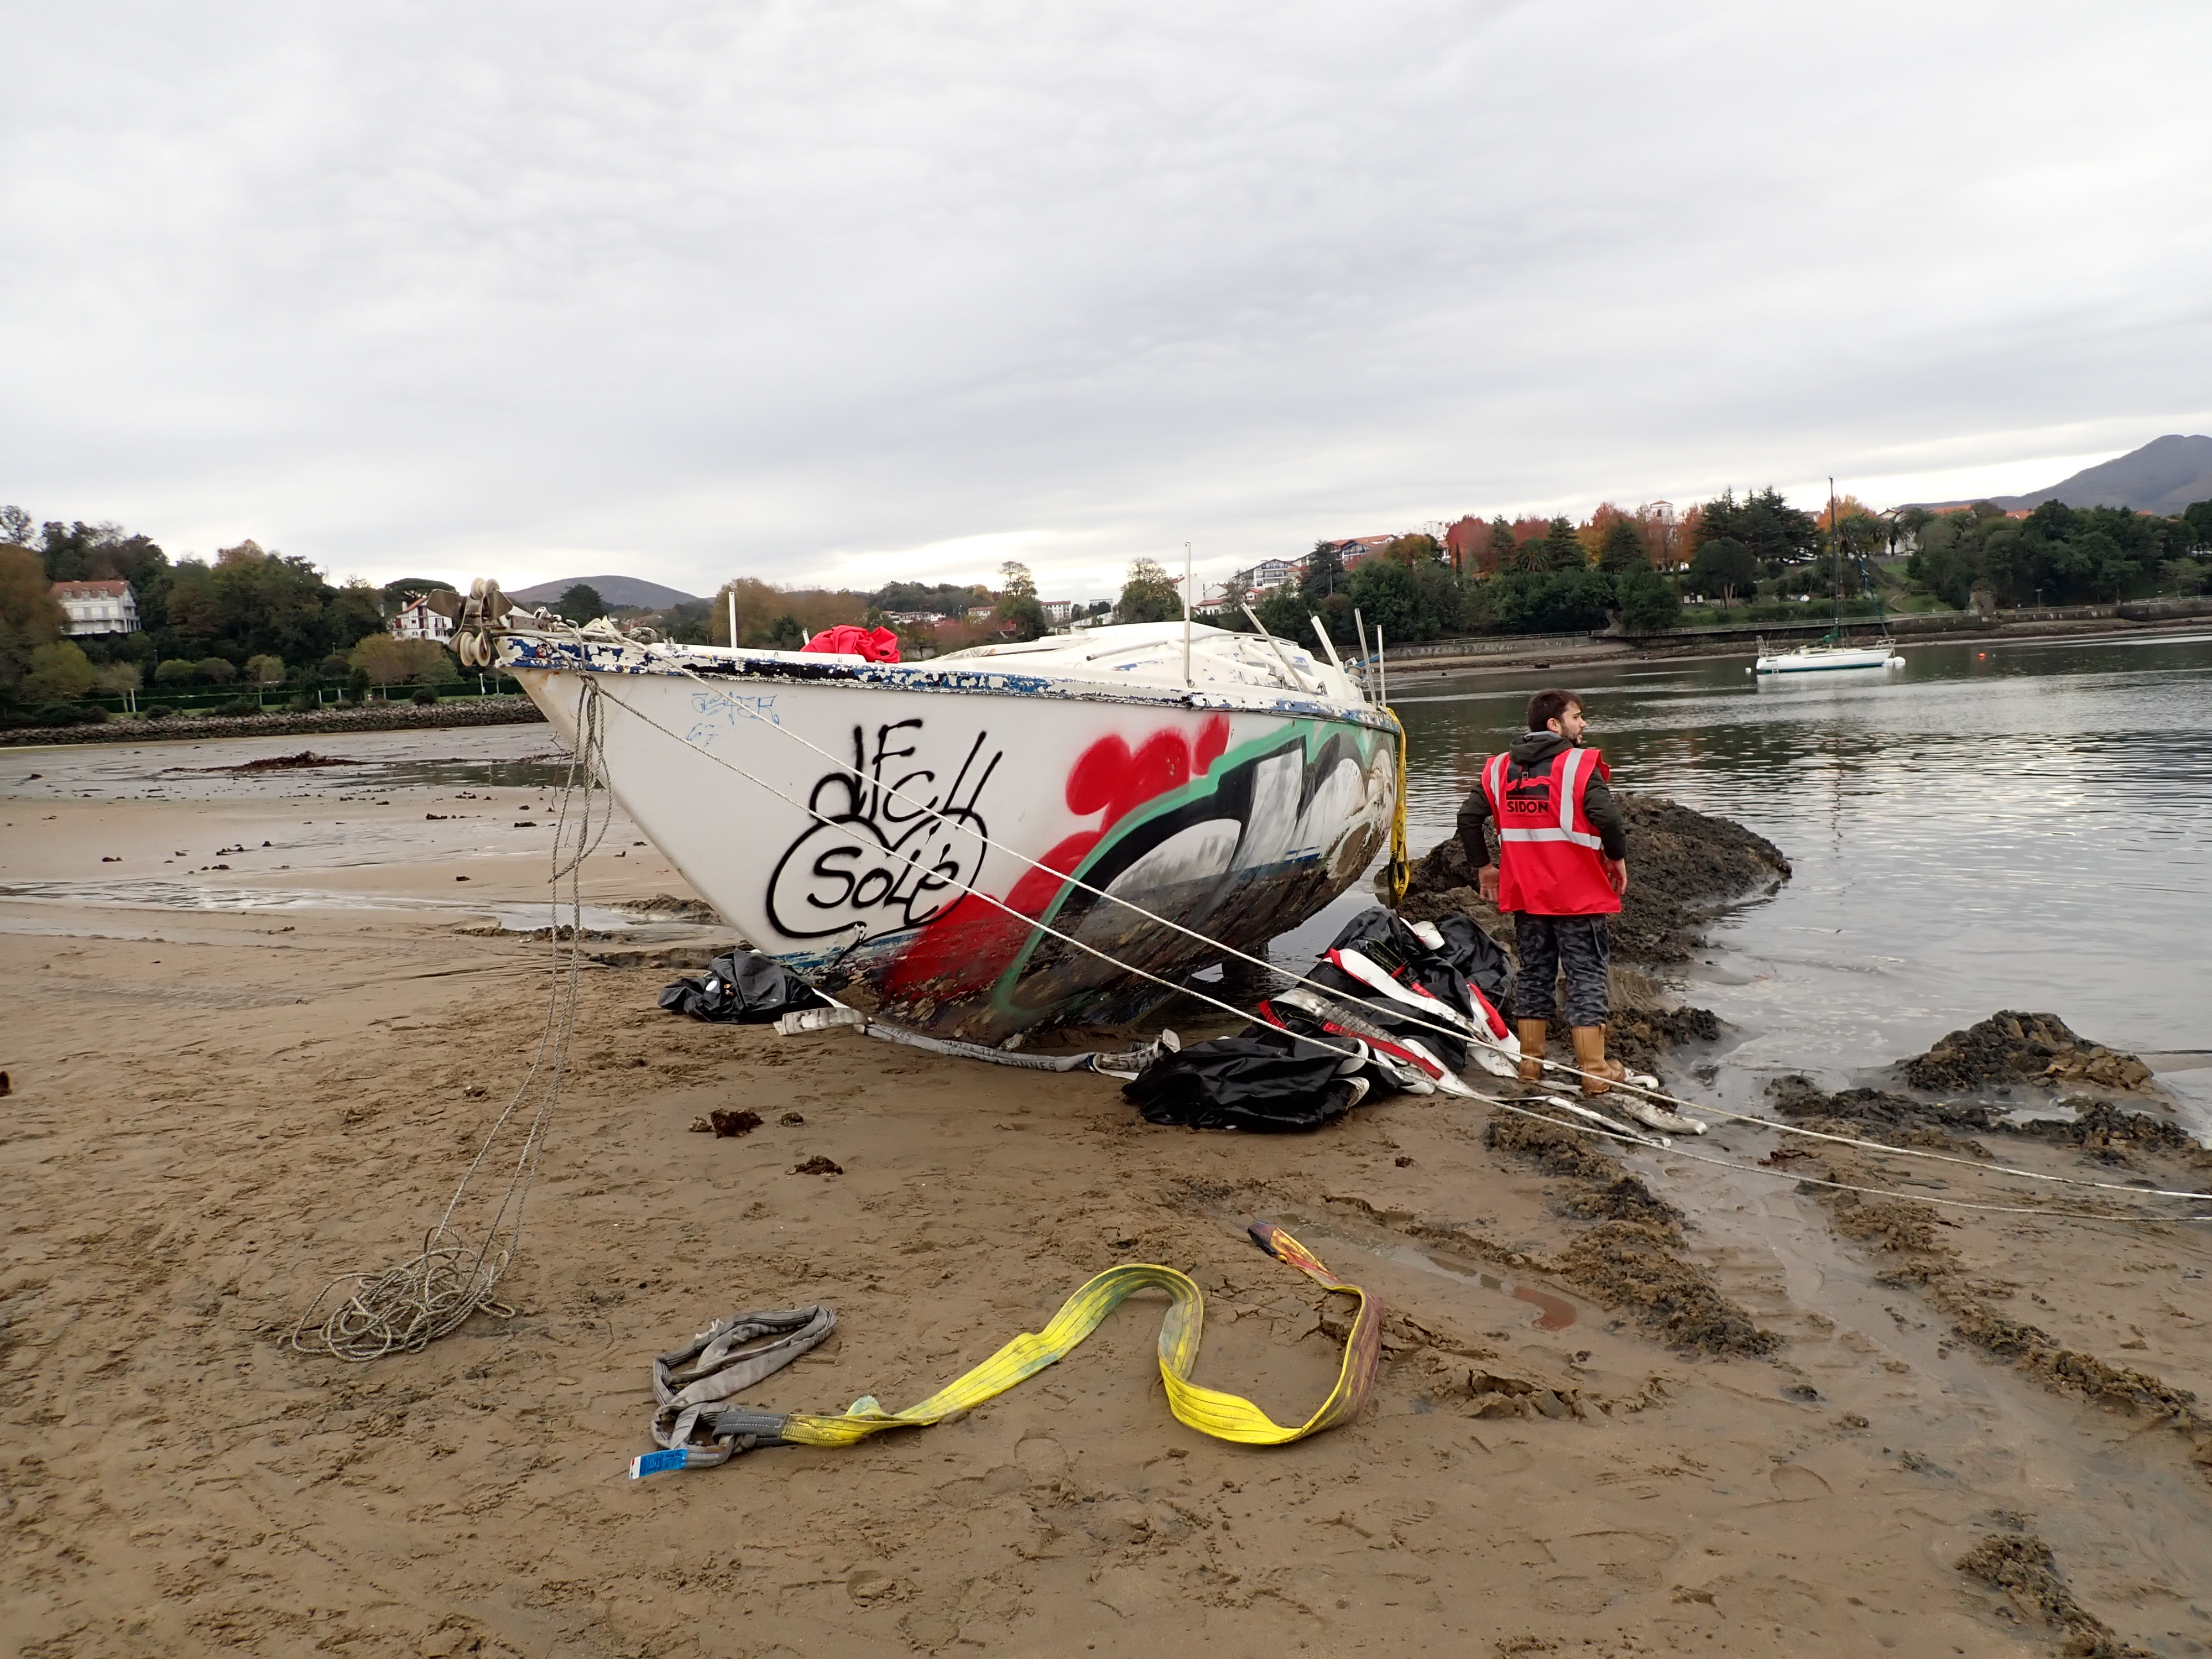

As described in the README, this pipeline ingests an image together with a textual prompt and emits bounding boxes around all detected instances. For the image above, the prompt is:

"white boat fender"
[775,1005,868,1035]
[1616,1097,1707,1136]
[1542,1094,1670,1150]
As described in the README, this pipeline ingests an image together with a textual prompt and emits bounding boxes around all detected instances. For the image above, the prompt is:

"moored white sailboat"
[1754,477,1905,676]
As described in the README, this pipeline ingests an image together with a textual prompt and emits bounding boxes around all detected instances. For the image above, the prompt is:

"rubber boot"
[1516,1019,1547,1083]
[1572,1026,1629,1096]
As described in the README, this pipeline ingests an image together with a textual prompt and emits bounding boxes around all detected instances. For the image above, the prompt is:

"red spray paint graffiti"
[882,715,1230,996]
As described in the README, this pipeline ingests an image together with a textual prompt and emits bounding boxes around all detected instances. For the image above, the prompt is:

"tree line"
[12,481,2204,712]
[1902,498,2211,609]
[1,511,467,712]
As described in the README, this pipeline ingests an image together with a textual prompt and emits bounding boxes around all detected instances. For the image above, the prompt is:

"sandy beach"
[6,729,2211,1658]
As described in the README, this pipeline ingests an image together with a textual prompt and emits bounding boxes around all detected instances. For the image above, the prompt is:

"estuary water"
[1390,629,2212,1080]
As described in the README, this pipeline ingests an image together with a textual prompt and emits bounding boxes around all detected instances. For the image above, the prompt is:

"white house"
[1041,599,1075,624]
[389,593,456,641]
[1232,557,1306,592]
[51,580,139,636]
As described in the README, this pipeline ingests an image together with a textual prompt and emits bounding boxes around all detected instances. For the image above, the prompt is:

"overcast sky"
[5,2,2209,602]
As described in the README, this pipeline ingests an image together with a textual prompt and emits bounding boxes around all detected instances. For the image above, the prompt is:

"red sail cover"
[801,625,901,662]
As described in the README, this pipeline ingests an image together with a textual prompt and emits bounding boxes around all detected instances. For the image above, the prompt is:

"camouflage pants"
[1511,913,1611,1027]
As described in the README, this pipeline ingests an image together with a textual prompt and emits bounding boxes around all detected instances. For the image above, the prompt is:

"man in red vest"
[1456,688,1630,1093]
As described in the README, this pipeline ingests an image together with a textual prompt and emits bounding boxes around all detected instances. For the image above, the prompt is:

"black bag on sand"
[1426,913,1512,1015]
[1122,1029,1363,1133]
[1304,907,1490,1076]
[659,950,828,1024]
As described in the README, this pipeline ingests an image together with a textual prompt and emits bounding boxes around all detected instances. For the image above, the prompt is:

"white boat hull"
[1753,644,1903,674]
[500,628,1399,1042]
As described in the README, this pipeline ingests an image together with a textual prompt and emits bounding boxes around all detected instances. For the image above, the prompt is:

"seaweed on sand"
[1955,1528,2156,1658]
[1482,1114,1778,1358]
[1900,1011,2155,1094]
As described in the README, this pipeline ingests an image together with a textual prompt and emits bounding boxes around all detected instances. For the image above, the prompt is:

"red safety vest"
[1481,745,1620,917]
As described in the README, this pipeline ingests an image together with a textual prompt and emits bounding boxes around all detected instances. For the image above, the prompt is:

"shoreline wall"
[0,694,547,748]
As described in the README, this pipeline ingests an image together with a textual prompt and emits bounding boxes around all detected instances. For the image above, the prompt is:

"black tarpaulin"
[659,950,829,1025]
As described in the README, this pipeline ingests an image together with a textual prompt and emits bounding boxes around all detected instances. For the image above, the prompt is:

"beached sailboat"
[442,589,1401,1044]
[1754,479,1905,675]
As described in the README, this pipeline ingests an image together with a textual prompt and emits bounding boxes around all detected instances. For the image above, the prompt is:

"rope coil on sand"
[290,682,615,1360]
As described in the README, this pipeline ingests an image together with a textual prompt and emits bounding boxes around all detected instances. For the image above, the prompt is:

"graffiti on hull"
[875,713,1393,1035]
[765,719,1002,941]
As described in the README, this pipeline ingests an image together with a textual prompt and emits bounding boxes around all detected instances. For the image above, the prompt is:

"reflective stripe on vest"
[1493,745,1605,849]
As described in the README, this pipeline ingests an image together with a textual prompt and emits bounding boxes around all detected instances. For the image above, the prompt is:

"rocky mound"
[1767,1075,1999,1134]
[2010,1099,2212,1169]
[1900,1011,2155,1094]
[1399,793,1790,965]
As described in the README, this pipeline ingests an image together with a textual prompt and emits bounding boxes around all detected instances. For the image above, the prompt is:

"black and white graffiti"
[765,719,1002,941]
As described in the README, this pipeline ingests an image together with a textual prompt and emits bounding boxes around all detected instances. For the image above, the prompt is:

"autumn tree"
[1117,557,1183,624]
[1381,533,1443,565]
[25,640,97,701]
[0,544,65,697]
[994,560,1049,640]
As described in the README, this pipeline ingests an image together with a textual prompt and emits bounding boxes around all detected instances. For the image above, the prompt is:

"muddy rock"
[1481,1113,1777,1357]
[1954,1529,2157,1658]
[1900,1011,2156,1094]
[2005,1098,2212,1168]
[1553,1221,1781,1358]
[1484,1114,1618,1181]
[612,894,724,924]
[1559,1175,1685,1232]
[1401,793,1790,967]
[1766,1075,1999,1135]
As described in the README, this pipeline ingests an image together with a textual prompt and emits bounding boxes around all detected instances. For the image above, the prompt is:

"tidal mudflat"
[5,706,2210,1657]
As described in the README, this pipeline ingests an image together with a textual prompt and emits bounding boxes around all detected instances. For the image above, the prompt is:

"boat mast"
[1829,476,1840,643]
[1183,541,1193,689]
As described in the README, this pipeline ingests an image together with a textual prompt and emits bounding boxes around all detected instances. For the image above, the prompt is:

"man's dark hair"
[1526,688,1583,731]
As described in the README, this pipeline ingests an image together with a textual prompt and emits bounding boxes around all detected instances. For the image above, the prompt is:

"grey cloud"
[2,1,2208,599]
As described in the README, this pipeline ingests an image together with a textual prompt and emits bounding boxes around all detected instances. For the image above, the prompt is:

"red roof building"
[50,579,139,636]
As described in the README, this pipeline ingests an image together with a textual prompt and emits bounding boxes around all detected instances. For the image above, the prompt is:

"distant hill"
[506,575,700,611]
[1912,434,2212,517]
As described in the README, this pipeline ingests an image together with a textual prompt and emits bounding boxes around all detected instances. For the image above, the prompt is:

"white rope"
[1467,1087,2212,1228]
[582,675,2208,1234]
[625,650,2209,1206]
[290,682,615,1359]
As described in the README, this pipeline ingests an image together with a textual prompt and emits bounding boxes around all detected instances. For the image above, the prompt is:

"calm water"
[1390,630,2212,1074]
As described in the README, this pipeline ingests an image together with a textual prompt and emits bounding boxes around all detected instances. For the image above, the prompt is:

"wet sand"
[6,730,2212,1657]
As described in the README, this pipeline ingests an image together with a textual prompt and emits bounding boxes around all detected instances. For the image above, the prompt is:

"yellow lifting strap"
[777,1223,1383,1451]
[1384,707,1411,904]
